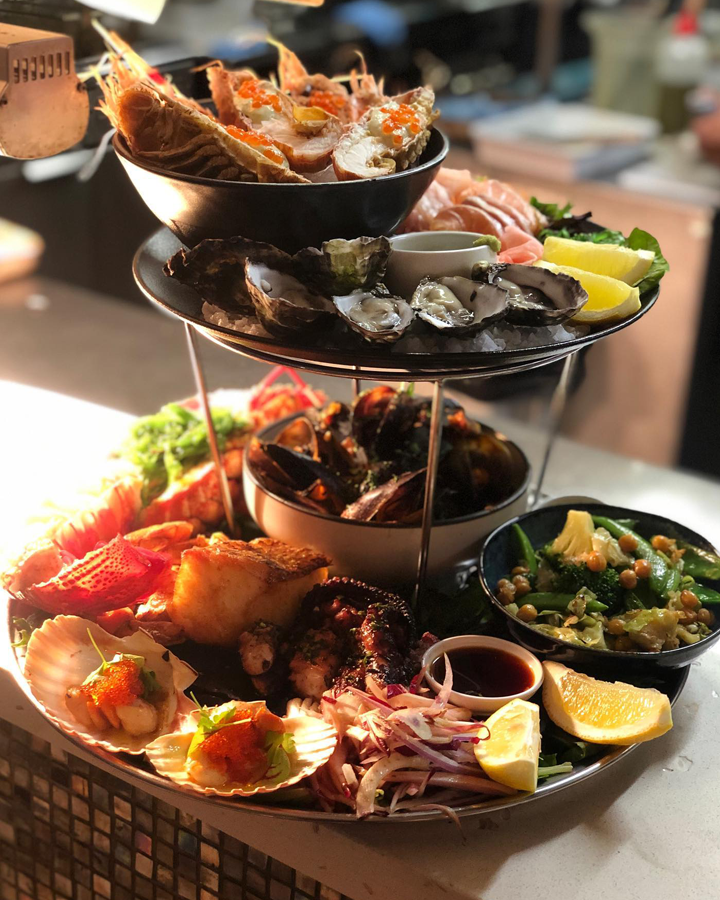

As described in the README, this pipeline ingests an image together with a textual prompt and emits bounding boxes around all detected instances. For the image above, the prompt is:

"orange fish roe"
[225,125,286,165]
[82,658,143,708]
[380,103,421,145]
[236,79,282,113]
[308,90,346,116]
[200,706,284,783]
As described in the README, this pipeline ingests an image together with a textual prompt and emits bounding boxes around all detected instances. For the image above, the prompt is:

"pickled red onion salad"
[292,665,516,819]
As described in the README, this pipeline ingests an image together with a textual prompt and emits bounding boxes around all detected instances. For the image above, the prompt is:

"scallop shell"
[23,615,197,755]
[145,700,337,797]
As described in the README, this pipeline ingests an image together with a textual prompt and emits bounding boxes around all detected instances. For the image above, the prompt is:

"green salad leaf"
[264,730,296,783]
[10,616,40,648]
[530,196,573,221]
[625,228,669,293]
[121,403,246,504]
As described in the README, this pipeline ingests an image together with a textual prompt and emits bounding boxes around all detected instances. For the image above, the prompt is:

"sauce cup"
[422,635,543,714]
[385,231,498,298]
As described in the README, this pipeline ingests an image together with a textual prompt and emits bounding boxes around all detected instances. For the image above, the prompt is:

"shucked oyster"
[333,285,414,343]
[411,276,508,333]
[472,262,587,325]
[298,236,391,294]
[244,253,334,338]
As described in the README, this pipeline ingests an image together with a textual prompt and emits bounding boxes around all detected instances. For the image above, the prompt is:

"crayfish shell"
[145,700,337,797]
[23,616,196,755]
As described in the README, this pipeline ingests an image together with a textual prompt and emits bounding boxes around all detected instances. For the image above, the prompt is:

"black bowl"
[479,503,720,672]
[113,129,449,253]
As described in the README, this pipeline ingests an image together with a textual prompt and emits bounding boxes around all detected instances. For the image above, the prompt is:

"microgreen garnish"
[187,699,242,758]
[264,731,295,783]
[85,630,158,699]
[11,616,39,649]
[87,628,110,673]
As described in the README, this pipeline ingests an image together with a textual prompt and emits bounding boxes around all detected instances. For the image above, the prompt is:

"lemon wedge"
[474,699,540,792]
[542,236,654,285]
[542,661,672,745]
[535,261,641,324]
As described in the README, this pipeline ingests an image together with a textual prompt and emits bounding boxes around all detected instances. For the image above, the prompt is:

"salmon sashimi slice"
[498,226,544,264]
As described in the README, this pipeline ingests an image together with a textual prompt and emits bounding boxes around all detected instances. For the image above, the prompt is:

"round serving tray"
[1,592,689,824]
[134,228,660,382]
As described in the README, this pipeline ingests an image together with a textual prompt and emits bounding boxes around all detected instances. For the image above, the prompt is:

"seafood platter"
[2,370,717,823]
[0,35,703,826]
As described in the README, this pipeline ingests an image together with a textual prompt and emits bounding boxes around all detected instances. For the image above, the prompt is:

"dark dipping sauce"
[432,647,535,698]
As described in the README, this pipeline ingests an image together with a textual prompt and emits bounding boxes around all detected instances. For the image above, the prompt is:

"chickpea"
[697,608,714,626]
[619,534,638,553]
[651,535,673,554]
[497,585,517,606]
[678,609,698,626]
[586,551,607,573]
[607,617,626,636]
[619,569,638,590]
[634,558,652,580]
[614,635,633,652]
[680,590,700,609]
[512,575,532,598]
[511,565,530,576]
[496,578,513,591]
[517,604,538,623]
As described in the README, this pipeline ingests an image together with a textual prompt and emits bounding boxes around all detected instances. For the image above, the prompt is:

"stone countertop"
[1,379,718,900]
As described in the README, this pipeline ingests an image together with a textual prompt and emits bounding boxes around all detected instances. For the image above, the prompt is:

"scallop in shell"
[334,286,414,343]
[23,615,196,754]
[145,700,337,797]
[245,258,334,338]
[411,276,508,333]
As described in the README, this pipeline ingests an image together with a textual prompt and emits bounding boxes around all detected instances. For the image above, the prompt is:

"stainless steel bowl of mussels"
[243,386,530,584]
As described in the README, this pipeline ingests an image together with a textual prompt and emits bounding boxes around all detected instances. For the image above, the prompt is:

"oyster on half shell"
[245,257,334,338]
[472,262,587,325]
[298,236,391,295]
[411,276,508,334]
[334,285,414,343]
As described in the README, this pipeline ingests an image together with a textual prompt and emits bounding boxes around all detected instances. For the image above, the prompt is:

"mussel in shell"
[244,258,334,337]
[333,286,414,343]
[341,470,425,523]
[298,236,391,294]
[471,262,587,325]
[411,276,508,333]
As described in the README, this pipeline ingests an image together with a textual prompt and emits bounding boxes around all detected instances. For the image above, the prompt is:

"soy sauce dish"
[422,635,543,714]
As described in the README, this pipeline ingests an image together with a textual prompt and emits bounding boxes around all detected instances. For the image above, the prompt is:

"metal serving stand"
[132,226,658,604]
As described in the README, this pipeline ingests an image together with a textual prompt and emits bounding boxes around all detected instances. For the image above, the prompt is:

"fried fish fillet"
[167,538,329,646]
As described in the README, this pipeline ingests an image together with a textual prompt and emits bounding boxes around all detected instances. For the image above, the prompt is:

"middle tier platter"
[134,228,659,382]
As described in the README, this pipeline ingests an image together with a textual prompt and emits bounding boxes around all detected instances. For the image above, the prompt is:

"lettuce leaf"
[625,228,669,292]
[530,196,573,221]
[264,731,296,784]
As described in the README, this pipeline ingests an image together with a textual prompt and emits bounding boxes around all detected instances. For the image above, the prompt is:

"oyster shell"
[332,86,438,180]
[297,236,391,294]
[472,262,588,325]
[244,257,334,337]
[145,699,337,797]
[333,286,414,343]
[23,615,196,754]
[411,276,508,333]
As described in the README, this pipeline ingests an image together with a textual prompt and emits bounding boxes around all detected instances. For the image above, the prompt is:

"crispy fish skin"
[332,86,438,181]
[115,84,308,184]
[167,538,329,646]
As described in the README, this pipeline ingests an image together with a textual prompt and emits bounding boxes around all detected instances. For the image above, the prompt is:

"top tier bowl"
[113,129,449,253]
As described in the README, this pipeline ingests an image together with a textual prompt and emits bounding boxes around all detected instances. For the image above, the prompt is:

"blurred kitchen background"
[2,0,720,479]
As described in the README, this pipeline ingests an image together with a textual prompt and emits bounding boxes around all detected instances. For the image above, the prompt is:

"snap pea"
[592,516,674,598]
[522,593,608,613]
[677,541,720,582]
[690,584,720,605]
[512,523,538,578]
[665,567,682,596]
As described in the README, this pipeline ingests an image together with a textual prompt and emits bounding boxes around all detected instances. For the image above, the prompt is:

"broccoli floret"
[552,562,623,608]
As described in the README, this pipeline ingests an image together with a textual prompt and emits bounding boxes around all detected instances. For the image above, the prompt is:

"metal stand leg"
[184,323,237,536]
[412,380,445,608]
[532,351,579,508]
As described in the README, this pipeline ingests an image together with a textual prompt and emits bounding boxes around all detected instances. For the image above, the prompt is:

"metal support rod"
[532,351,579,508]
[184,322,237,536]
[412,380,445,607]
